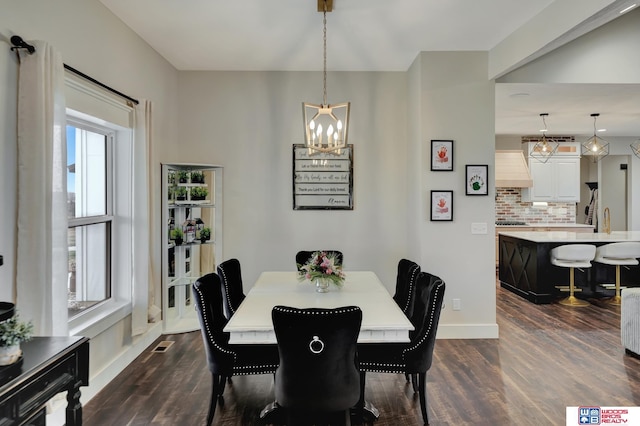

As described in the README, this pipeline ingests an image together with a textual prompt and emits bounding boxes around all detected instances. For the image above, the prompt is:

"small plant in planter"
[0,316,33,365]
[190,186,208,201]
[199,227,211,243]
[190,170,205,184]
[177,170,189,184]
[175,186,188,201]
[171,228,184,245]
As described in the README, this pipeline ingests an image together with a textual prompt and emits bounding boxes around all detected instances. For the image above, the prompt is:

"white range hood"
[495,150,533,188]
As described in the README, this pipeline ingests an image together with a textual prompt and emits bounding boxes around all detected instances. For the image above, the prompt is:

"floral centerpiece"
[297,251,345,292]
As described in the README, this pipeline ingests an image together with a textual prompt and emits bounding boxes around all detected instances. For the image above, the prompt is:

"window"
[66,121,113,318]
[64,73,138,337]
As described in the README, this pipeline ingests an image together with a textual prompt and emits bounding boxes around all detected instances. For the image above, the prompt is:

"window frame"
[66,111,134,338]
[66,118,115,320]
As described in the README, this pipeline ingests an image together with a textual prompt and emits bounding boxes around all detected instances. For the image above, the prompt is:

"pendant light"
[302,0,350,155]
[529,113,559,163]
[581,113,609,163]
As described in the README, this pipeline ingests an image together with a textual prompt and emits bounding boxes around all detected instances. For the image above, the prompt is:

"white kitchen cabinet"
[522,143,581,202]
[161,163,223,333]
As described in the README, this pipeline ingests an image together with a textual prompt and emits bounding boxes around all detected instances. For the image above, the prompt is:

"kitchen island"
[498,231,640,304]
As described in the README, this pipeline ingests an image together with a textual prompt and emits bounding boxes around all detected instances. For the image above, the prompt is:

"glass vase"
[315,279,330,293]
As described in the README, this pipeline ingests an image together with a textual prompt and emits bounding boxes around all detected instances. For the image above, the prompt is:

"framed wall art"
[430,140,453,171]
[430,190,453,221]
[292,144,354,210]
[465,164,488,196]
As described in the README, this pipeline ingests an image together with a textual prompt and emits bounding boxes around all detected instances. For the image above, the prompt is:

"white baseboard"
[437,323,499,339]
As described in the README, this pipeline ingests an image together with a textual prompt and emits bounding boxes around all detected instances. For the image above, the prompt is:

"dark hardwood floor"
[84,282,640,425]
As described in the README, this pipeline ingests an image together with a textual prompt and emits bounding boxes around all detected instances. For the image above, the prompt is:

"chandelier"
[302,0,350,155]
[581,113,609,163]
[631,138,640,159]
[529,113,559,163]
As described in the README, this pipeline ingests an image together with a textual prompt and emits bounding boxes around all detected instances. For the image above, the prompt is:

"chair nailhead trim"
[403,264,420,313]
[363,279,445,372]
[273,306,360,315]
[404,280,444,355]
[218,264,236,315]
[194,285,236,361]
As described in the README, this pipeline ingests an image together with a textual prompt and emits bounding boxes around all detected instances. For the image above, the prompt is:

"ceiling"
[98,0,640,138]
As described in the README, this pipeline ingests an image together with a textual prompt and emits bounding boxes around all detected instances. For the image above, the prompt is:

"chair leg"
[207,374,220,426]
[219,374,228,398]
[417,372,429,425]
[358,371,366,418]
[411,373,418,393]
[405,372,411,382]
[344,408,352,426]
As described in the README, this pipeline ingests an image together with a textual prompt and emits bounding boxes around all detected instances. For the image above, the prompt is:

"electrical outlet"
[452,298,461,311]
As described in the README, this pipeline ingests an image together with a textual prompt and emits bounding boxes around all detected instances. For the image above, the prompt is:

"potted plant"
[175,186,188,201]
[199,227,211,243]
[190,170,205,184]
[171,228,184,246]
[0,315,33,365]
[190,186,208,201]
[176,170,189,184]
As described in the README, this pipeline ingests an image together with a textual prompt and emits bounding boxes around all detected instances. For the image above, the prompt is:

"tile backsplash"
[496,188,576,223]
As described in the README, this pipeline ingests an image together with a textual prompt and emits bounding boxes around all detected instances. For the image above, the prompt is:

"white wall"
[176,71,410,289]
[413,52,498,338]
[0,0,178,410]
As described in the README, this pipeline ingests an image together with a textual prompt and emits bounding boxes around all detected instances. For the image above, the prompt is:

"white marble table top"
[223,271,414,344]
[498,230,640,243]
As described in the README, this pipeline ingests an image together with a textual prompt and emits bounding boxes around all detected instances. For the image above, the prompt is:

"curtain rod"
[10,35,140,106]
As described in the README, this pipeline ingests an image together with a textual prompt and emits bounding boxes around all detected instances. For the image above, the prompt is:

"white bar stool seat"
[551,244,596,307]
[594,242,640,305]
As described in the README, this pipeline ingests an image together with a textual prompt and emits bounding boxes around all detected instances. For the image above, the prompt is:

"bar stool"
[551,244,596,307]
[593,242,640,305]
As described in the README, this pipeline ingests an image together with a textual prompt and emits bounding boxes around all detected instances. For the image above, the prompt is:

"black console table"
[0,336,89,425]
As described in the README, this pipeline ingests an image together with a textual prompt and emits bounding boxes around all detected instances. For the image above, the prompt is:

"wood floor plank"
[84,282,640,425]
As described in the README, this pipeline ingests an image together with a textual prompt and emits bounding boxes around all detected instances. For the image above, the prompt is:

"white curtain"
[16,41,68,336]
[131,100,152,336]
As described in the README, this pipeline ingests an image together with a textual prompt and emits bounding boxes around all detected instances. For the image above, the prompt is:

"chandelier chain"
[322,1,328,106]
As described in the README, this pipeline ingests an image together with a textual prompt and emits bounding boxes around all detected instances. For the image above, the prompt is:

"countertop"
[498,230,640,243]
[495,223,595,228]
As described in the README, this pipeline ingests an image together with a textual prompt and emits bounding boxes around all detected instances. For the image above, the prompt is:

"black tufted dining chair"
[295,250,344,271]
[217,258,246,319]
[393,259,421,316]
[192,273,278,425]
[358,271,446,425]
[272,305,362,425]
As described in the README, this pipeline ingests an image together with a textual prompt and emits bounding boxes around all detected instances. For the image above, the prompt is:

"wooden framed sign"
[292,144,353,210]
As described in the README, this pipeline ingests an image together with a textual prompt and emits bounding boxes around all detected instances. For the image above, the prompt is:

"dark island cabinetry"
[498,232,640,304]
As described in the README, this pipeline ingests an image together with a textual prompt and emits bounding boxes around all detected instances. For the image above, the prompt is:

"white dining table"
[223,270,414,344]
